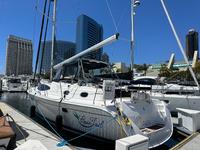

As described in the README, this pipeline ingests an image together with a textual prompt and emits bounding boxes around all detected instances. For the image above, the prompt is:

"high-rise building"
[76,14,103,60]
[186,29,199,60]
[6,35,33,76]
[38,40,75,75]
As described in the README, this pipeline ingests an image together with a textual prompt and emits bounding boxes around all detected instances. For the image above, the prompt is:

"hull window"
[80,92,88,97]
[38,84,50,91]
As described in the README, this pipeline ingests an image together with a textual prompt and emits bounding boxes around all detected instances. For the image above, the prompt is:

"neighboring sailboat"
[1,77,27,92]
[149,0,200,113]
[129,76,200,113]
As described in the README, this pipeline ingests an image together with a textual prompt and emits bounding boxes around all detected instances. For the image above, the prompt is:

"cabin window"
[8,79,21,83]
[163,100,169,104]
[165,91,179,94]
[80,92,88,97]
[38,84,50,91]
[64,90,69,95]
[133,79,156,85]
[181,91,194,95]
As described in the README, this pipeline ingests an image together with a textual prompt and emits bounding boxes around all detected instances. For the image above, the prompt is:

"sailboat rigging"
[28,0,173,149]
[149,0,200,113]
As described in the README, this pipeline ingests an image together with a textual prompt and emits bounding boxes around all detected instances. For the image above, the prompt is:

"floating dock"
[0,102,73,150]
[171,132,200,150]
[171,111,200,150]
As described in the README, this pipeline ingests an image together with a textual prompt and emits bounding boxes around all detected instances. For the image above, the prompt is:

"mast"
[40,0,51,76]
[130,0,140,79]
[50,0,57,81]
[33,0,48,81]
[160,0,200,89]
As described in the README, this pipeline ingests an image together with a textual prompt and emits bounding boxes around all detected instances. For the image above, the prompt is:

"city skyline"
[38,14,104,77]
[0,0,200,74]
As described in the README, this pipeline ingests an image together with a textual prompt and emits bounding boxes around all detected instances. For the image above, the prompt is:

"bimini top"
[53,33,119,70]
[81,58,108,70]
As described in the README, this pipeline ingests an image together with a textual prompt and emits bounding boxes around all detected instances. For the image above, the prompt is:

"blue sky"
[0,0,200,74]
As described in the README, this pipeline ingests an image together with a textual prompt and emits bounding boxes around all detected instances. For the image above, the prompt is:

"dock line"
[34,100,70,147]
[32,96,118,147]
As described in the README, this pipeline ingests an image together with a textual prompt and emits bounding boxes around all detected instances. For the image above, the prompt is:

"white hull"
[152,84,199,94]
[27,81,173,148]
[151,92,200,112]
[29,94,124,140]
[131,82,200,113]
[1,78,27,92]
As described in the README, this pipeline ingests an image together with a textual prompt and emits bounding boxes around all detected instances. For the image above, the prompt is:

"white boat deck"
[0,102,73,150]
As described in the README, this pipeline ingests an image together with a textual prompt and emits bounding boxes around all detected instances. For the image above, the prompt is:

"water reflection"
[0,92,31,115]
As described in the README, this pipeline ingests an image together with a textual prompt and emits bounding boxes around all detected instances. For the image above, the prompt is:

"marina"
[0,0,200,149]
[0,92,197,150]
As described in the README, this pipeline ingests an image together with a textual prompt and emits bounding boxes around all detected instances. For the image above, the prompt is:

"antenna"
[131,0,140,79]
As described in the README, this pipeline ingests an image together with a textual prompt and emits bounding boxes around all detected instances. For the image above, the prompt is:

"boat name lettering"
[73,112,104,128]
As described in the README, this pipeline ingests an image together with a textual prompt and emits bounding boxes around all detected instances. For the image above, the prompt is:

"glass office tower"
[76,14,103,60]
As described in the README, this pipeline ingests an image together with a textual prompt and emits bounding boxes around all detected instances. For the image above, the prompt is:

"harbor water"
[0,92,186,150]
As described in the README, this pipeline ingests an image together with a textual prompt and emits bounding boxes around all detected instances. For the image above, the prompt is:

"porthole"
[62,108,68,113]
[64,90,69,95]
[163,100,169,104]
[37,84,50,91]
[80,92,88,97]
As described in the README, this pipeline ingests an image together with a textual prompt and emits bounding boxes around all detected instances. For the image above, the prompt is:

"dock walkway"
[0,102,73,150]
[171,131,200,150]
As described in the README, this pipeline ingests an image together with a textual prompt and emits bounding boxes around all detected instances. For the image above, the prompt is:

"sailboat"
[27,0,173,148]
[28,56,173,148]
[150,0,200,113]
[129,76,200,112]
[1,76,27,92]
